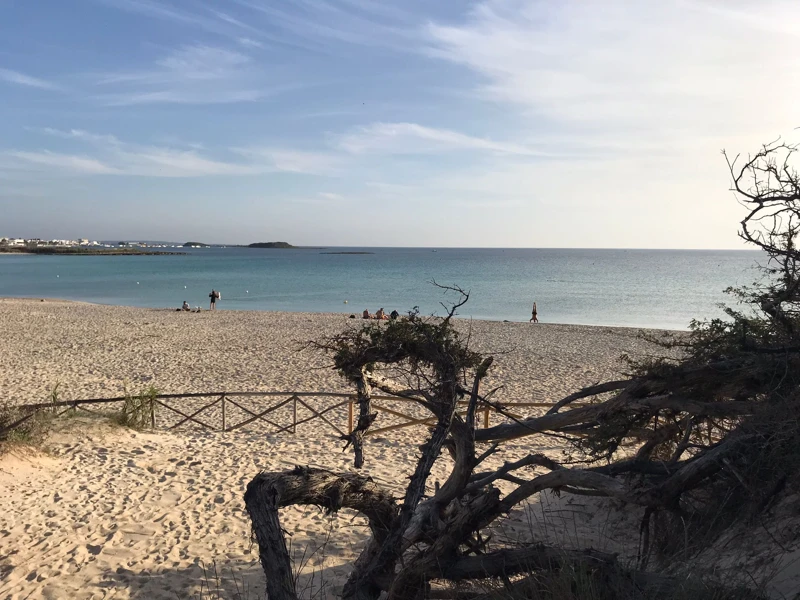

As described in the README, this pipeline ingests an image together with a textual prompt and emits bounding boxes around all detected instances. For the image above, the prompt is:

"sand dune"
[0,299,681,599]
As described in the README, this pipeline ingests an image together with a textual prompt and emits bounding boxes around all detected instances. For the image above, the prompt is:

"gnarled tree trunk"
[244,467,398,600]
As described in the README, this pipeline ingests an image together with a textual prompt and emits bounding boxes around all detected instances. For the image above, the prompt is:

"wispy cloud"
[104,89,271,106]
[210,9,259,34]
[92,0,304,49]
[38,128,121,145]
[98,0,416,50]
[232,147,340,175]
[92,0,245,39]
[102,45,250,84]
[238,37,264,49]
[0,68,60,90]
[232,0,413,50]
[6,151,119,174]
[4,128,337,177]
[424,0,800,143]
[338,122,549,156]
[93,44,289,105]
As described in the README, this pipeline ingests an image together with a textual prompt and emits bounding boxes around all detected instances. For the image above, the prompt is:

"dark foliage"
[322,306,483,383]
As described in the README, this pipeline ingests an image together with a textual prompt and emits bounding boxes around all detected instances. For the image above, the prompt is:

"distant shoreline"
[0,247,186,256]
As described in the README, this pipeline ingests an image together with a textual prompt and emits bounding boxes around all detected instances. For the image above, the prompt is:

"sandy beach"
[5,298,791,599]
[0,298,660,406]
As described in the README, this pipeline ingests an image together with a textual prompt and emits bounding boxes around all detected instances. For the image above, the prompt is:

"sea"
[0,247,763,330]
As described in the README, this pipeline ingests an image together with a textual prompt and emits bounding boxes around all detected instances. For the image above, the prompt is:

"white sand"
[0,298,658,406]
[2,299,793,599]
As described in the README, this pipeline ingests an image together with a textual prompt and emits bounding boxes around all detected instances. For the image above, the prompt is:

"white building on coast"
[0,237,101,247]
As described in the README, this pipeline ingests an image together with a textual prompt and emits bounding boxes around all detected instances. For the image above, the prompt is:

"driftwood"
[340,369,376,469]
[243,342,775,600]
[245,467,398,600]
[243,362,771,599]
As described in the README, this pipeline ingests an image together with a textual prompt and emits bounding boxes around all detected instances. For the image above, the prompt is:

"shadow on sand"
[88,533,355,600]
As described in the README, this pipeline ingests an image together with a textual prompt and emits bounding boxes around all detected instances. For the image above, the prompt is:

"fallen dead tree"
[243,139,800,598]
[244,300,777,599]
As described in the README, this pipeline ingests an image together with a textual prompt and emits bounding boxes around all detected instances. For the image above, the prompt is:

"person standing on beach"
[530,302,538,323]
[209,289,220,311]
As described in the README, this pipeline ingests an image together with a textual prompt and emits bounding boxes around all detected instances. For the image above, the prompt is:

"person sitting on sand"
[181,300,190,311]
[363,309,371,319]
[390,309,399,320]
[375,308,387,320]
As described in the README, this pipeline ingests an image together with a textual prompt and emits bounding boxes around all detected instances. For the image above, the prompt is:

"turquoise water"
[0,247,761,330]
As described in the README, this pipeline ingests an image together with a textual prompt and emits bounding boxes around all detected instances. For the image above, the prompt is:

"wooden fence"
[1,390,557,439]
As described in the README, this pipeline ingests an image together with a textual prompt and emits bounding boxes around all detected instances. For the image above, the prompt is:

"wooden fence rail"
[2,390,568,440]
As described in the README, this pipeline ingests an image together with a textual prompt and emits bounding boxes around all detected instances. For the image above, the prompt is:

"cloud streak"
[231,0,414,50]
[0,68,60,90]
[425,0,800,144]
[4,128,337,177]
[93,44,289,105]
[6,151,118,174]
[238,37,264,49]
[92,0,248,39]
[339,122,549,156]
[92,0,309,50]
[231,147,341,175]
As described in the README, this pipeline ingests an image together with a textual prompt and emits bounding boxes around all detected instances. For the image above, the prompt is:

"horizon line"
[2,236,756,252]
[108,243,757,252]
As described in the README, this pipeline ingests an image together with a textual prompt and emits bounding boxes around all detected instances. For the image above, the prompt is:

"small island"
[183,242,211,247]
[248,242,295,249]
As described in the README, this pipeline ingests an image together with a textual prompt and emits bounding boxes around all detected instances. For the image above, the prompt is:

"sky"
[1,0,799,247]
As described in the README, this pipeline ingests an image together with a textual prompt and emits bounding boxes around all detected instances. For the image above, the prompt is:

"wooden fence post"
[483,407,490,429]
[292,396,297,435]
[221,394,227,432]
[150,397,156,429]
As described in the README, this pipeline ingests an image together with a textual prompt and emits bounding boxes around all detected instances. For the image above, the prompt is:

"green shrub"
[116,384,158,430]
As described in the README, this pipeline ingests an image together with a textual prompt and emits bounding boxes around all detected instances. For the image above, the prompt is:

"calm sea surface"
[0,248,762,330]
